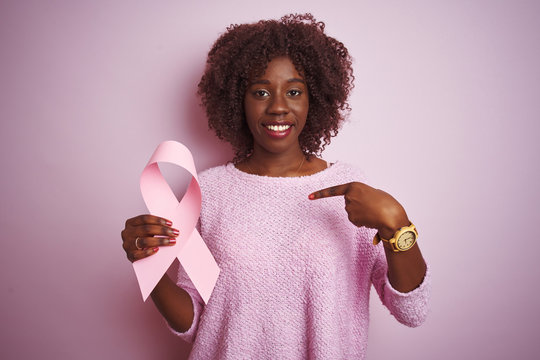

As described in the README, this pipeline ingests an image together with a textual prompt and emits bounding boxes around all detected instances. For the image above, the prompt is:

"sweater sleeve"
[167,222,205,343]
[166,261,205,342]
[371,240,431,327]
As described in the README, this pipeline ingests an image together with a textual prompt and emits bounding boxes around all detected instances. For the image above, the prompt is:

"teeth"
[266,124,291,132]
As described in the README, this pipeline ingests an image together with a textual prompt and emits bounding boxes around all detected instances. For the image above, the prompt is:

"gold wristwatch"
[373,223,418,252]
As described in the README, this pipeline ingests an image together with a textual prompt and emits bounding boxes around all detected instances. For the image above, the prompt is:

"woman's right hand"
[121,215,179,262]
[122,215,194,332]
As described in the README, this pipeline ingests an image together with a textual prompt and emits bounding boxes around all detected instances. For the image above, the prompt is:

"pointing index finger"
[308,183,351,200]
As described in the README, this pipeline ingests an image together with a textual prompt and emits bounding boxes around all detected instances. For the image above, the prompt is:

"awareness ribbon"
[133,140,220,302]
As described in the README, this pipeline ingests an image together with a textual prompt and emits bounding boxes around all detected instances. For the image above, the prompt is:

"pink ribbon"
[133,140,220,302]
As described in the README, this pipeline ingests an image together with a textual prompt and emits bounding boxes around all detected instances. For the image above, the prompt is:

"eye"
[253,89,270,97]
[287,89,302,97]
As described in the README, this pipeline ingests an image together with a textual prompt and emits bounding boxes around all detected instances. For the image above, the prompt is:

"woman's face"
[244,56,309,156]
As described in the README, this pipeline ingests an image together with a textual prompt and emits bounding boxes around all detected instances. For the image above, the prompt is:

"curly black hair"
[198,13,354,162]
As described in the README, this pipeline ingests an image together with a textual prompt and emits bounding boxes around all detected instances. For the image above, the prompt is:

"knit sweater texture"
[172,162,431,359]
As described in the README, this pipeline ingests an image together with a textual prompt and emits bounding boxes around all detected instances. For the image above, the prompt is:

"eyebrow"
[288,78,306,84]
[250,78,305,85]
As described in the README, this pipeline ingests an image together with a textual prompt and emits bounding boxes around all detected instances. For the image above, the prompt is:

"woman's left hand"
[310,182,427,293]
[308,182,409,238]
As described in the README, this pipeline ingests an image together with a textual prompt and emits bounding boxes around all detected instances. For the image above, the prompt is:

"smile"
[265,124,292,132]
[262,123,293,139]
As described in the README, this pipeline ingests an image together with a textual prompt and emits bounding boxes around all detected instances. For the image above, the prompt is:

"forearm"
[384,242,426,293]
[150,274,194,333]
[379,220,427,293]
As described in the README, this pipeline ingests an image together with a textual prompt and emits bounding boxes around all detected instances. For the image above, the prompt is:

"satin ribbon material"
[134,140,220,302]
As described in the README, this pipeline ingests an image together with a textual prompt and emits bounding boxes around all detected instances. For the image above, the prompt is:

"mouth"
[262,123,293,138]
[265,124,292,132]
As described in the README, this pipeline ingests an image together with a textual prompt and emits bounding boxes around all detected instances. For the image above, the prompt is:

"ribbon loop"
[133,140,220,303]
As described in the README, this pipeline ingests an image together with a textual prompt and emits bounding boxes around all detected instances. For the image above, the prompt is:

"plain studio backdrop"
[1,1,539,359]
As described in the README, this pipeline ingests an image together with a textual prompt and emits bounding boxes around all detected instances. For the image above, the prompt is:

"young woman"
[121,13,430,359]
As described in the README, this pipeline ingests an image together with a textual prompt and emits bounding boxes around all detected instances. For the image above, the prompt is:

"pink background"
[1,1,539,359]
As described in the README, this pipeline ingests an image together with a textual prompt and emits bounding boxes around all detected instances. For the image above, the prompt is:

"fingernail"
[165,220,172,226]
[169,238,176,245]
[171,229,179,236]
[153,247,159,252]
[308,194,315,200]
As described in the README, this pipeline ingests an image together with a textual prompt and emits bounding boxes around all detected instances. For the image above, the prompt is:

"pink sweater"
[172,162,430,359]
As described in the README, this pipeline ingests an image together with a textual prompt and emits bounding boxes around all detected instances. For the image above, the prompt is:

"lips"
[262,122,293,139]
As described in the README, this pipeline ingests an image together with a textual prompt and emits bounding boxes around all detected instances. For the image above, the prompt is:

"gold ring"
[135,237,143,250]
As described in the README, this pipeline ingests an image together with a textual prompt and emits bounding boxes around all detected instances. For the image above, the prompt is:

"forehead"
[252,56,304,81]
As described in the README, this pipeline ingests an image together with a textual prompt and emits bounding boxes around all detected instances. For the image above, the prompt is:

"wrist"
[378,218,410,240]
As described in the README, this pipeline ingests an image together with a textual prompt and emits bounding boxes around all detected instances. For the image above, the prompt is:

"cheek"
[243,100,261,133]
[295,99,309,123]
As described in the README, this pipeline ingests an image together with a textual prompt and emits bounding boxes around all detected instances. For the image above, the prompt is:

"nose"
[267,93,289,115]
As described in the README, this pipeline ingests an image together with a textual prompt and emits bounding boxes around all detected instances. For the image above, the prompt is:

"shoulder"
[197,163,232,186]
[327,161,369,184]
[198,163,228,179]
[197,162,255,190]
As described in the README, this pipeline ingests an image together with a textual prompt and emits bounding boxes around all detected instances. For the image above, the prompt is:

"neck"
[247,147,306,177]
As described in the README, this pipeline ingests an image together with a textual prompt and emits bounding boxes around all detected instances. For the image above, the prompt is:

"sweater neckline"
[226,161,341,184]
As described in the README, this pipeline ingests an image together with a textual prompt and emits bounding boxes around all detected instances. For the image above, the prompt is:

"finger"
[308,183,351,200]
[129,248,159,262]
[133,224,180,238]
[126,214,172,227]
[135,236,176,249]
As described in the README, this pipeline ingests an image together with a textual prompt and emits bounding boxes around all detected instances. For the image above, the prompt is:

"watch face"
[397,231,416,250]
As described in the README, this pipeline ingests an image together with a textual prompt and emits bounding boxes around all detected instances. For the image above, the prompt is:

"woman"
[121,13,430,359]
